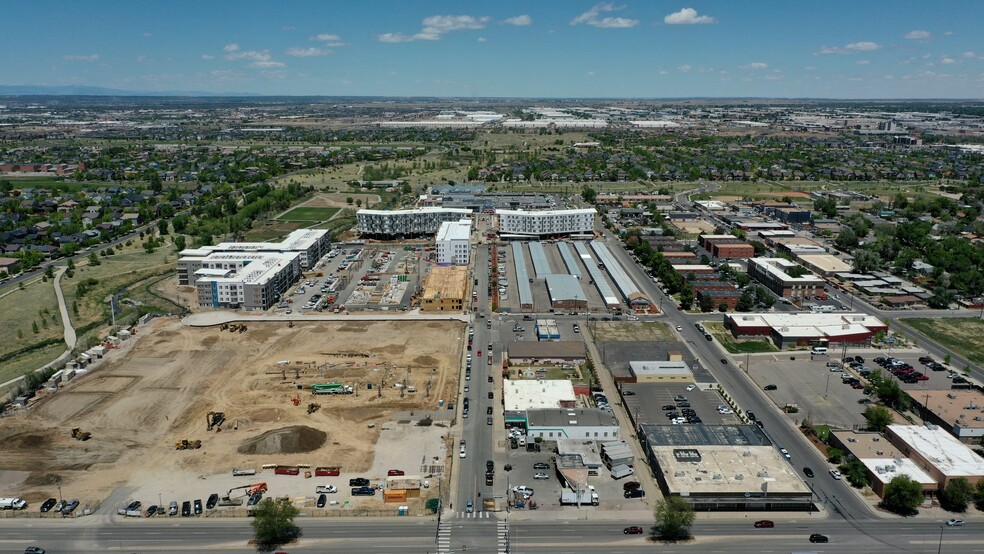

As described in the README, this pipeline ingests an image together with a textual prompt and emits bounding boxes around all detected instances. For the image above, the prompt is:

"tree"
[678,284,694,310]
[44,265,55,279]
[852,248,882,273]
[975,480,984,511]
[581,185,598,204]
[863,405,893,432]
[32,321,38,334]
[67,258,75,270]
[157,219,169,235]
[251,497,301,548]
[940,477,973,513]
[718,302,729,313]
[880,475,923,516]
[814,197,838,218]
[173,235,186,252]
[88,252,101,266]
[653,495,695,541]
[834,227,859,250]
[826,447,844,464]
[736,290,755,312]
[699,294,713,313]
[355,199,362,207]
[839,458,869,488]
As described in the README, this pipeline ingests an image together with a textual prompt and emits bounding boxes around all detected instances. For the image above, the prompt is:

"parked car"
[533,463,551,470]
[623,481,641,491]
[624,489,645,499]
[206,493,219,510]
[193,499,202,515]
[623,526,644,535]
[349,478,370,487]
[809,533,829,543]
[168,501,178,516]
[145,505,159,517]
[764,384,778,391]
[829,469,842,480]
[60,499,79,515]
[754,520,775,528]
[387,469,405,476]
[512,485,534,496]
[316,494,327,508]
[533,472,550,480]
[181,501,192,517]
[24,547,46,554]
[316,485,338,494]
[39,498,57,513]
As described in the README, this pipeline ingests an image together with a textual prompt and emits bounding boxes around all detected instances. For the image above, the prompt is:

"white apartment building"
[176,229,329,285]
[357,207,472,238]
[191,252,301,311]
[496,208,596,238]
[435,219,472,265]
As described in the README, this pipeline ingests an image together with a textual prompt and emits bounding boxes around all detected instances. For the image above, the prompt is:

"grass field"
[276,206,340,222]
[0,278,65,361]
[0,343,68,395]
[902,318,984,366]
[704,321,777,354]
[2,176,112,192]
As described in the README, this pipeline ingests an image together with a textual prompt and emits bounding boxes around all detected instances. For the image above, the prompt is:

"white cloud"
[201,54,215,60]
[659,70,669,75]
[941,57,955,64]
[136,55,151,63]
[311,34,341,42]
[64,54,99,62]
[379,14,490,42]
[856,59,870,65]
[943,31,954,36]
[225,49,272,62]
[587,71,596,76]
[817,41,880,54]
[504,15,532,26]
[571,3,639,28]
[251,61,285,69]
[677,64,692,72]
[904,30,931,40]
[964,51,977,58]
[741,62,768,70]
[142,32,153,38]
[286,47,331,58]
[223,43,240,52]
[477,37,487,42]
[664,7,717,25]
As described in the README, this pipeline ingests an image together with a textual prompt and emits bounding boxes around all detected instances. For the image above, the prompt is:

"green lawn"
[704,321,777,354]
[0,343,68,394]
[276,206,340,222]
[0,278,65,361]
[902,318,984,366]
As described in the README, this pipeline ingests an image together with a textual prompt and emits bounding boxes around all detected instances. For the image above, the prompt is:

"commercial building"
[357,207,472,239]
[435,219,472,265]
[628,361,694,383]
[796,254,853,277]
[496,208,596,238]
[503,379,577,412]
[859,457,937,498]
[419,265,468,312]
[698,235,755,259]
[590,240,651,310]
[724,312,887,348]
[544,274,588,311]
[506,341,587,364]
[639,424,812,511]
[177,229,330,285]
[695,288,742,311]
[747,258,824,299]
[886,424,984,488]
[191,252,301,310]
[910,390,984,444]
[524,408,620,440]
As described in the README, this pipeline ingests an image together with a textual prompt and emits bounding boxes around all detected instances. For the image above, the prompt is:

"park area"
[0,317,462,513]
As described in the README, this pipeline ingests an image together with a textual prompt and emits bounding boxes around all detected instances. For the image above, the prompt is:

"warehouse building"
[628,361,694,384]
[435,219,472,265]
[357,207,472,239]
[177,229,330,284]
[544,274,588,311]
[639,424,812,511]
[497,208,596,239]
[574,241,620,310]
[747,257,824,299]
[524,408,620,440]
[419,265,468,312]
[590,240,651,310]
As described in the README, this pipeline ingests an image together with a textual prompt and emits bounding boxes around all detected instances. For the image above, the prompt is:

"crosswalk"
[436,520,453,553]
[497,520,510,554]
[449,510,494,519]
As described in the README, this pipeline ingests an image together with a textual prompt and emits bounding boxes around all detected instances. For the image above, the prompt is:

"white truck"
[610,464,635,480]
[0,497,27,510]
[560,488,599,506]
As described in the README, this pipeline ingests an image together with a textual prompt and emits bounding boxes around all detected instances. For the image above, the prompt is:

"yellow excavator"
[71,427,92,441]
[175,439,202,450]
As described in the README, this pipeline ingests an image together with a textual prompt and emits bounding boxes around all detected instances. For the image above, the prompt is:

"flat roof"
[527,408,618,428]
[918,390,984,430]
[421,265,467,301]
[727,312,886,331]
[529,242,553,278]
[573,241,619,306]
[358,207,472,216]
[641,424,772,447]
[435,219,471,242]
[545,274,585,303]
[797,254,854,273]
[590,240,649,305]
[629,361,693,377]
[503,379,577,412]
[511,242,534,306]
[830,430,902,459]
[671,264,716,271]
[507,341,587,360]
[888,424,984,477]
[859,457,937,486]
[496,208,596,217]
[194,252,298,286]
[557,242,582,277]
[648,442,811,496]
[748,257,824,284]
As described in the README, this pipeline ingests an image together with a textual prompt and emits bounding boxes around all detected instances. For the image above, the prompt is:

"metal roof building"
[529,242,553,278]
[574,241,619,309]
[557,242,582,278]
[589,240,651,308]
[545,274,587,311]
[511,242,534,311]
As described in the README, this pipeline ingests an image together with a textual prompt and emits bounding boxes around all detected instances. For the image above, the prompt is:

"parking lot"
[870,353,962,392]
[621,382,736,427]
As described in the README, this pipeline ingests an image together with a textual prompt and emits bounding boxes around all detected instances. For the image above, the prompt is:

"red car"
[915,374,929,381]
[387,469,405,476]
[477,350,482,357]
[623,526,644,535]
[754,520,775,528]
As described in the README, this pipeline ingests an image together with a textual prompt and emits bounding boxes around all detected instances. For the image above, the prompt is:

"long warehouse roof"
[573,241,619,307]
[511,242,534,307]
[590,240,650,305]
[557,242,582,277]
[529,242,553,278]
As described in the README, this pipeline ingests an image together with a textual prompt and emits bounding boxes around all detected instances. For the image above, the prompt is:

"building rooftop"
[507,341,587,361]
[435,219,472,242]
[629,361,693,378]
[527,408,618,428]
[641,424,772,447]
[544,274,586,303]
[358,207,472,216]
[859,457,937,487]
[648,442,811,496]
[888,424,984,477]
[917,390,984,431]
[421,265,467,301]
[797,254,854,274]
[503,379,577,412]
[496,208,596,217]
[727,312,886,331]
[831,430,902,459]
[749,257,824,284]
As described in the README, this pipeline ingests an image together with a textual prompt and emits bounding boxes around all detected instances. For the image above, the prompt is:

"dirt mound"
[237,425,327,455]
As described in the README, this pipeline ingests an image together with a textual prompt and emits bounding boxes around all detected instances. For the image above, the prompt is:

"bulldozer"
[71,427,92,441]
[175,439,202,450]
[307,403,321,414]
[206,411,225,431]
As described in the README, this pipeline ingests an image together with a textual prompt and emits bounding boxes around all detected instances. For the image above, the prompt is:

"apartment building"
[435,219,472,265]
[357,207,472,239]
[496,208,596,238]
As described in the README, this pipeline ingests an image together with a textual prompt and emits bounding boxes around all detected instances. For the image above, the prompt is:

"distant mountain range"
[0,84,254,97]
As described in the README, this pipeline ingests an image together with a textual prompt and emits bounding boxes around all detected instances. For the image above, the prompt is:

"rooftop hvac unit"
[872,437,879,442]
[756,471,770,478]
[674,471,686,477]
[848,437,857,442]
[876,450,884,455]
[743,451,752,457]
[948,393,958,399]
[735,474,744,481]
[713,474,723,480]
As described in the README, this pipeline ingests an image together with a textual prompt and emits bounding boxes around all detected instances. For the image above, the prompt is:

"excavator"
[175,439,202,450]
[307,403,321,414]
[206,411,225,431]
[223,482,268,501]
[71,427,92,441]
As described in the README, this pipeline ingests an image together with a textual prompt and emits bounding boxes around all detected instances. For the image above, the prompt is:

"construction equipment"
[71,427,92,441]
[239,324,247,333]
[206,411,225,431]
[227,324,239,332]
[291,393,301,406]
[220,323,229,331]
[175,439,202,450]
[223,482,268,501]
[307,403,321,414]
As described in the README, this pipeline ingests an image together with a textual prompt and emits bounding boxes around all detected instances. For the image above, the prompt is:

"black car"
[247,493,262,507]
[533,462,550,470]
[487,406,493,415]
[39,498,57,513]
[623,390,636,396]
[487,460,495,472]
[349,478,370,487]
[146,505,159,517]
[623,489,646,499]
[747,412,757,421]
[764,384,778,391]
[803,467,815,478]
[662,404,677,410]
[676,402,691,408]
[206,493,219,510]
[181,501,191,517]
[720,358,728,365]
[809,533,829,543]
[854,356,864,363]
[316,494,327,508]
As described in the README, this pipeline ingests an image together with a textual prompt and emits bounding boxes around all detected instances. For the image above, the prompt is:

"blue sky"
[2,1,983,98]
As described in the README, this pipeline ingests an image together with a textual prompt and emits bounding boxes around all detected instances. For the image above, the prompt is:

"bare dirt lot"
[0,317,462,512]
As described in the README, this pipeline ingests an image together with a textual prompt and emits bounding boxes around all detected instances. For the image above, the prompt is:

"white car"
[315,485,337,494]
[779,448,791,460]
[718,408,733,415]
[671,417,687,425]
[945,519,965,526]
[459,448,466,459]
[512,485,534,496]
[686,384,696,391]
[676,325,683,331]
[829,469,842,480]
[533,472,549,480]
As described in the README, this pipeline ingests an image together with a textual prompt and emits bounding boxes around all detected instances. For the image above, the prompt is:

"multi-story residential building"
[357,208,472,239]
[747,257,824,299]
[191,252,301,310]
[176,229,330,285]
[496,208,596,238]
[435,219,472,265]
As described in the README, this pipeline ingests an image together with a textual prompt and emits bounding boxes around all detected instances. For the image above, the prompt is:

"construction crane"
[206,411,225,431]
[175,439,202,450]
[223,482,268,500]
[71,427,92,441]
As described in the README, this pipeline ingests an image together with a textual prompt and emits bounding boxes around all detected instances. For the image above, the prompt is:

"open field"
[276,206,340,223]
[0,278,64,362]
[0,317,462,510]
[0,343,68,394]
[704,321,777,354]
[903,318,984,366]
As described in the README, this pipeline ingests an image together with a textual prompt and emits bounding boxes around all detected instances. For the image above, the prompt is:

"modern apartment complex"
[496,208,596,238]
[747,257,824,299]
[357,207,472,239]
[176,229,330,285]
[435,219,472,265]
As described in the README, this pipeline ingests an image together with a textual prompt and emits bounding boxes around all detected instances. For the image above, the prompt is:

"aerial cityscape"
[1,2,984,554]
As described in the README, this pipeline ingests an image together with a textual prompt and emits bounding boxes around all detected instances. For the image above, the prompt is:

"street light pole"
[938,524,945,554]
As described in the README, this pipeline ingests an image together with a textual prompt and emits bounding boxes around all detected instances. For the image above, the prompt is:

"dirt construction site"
[0,317,462,515]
